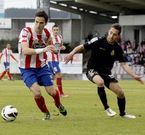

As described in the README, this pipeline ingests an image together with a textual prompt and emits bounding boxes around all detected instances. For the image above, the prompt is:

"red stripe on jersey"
[37,35,42,43]
[52,52,55,61]
[58,35,63,46]
[25,55,31,68]
[23,28,29,33]
[22,35,27,38]
[25,27,33,68]
[26,27,33,48]
[44,28,51,61]
[22,40,27,42]
[44,28,50,42]
[36,54,41,68]
[43,52,47,60]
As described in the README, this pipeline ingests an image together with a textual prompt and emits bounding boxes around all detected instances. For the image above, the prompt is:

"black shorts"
[86,69,118,89]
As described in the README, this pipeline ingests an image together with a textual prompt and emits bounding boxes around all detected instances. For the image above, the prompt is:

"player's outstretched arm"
[64,44,84,64]
[121,62,144,84]
[11,54,18,63]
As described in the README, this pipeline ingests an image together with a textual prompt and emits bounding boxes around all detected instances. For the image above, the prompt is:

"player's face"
[7,44,11,49]
[107,27,120,44]
[34,17,46,34]
[52,27,59,36]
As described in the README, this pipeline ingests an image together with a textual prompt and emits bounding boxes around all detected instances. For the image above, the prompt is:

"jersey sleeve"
[117,46,127,62]
[44,28,51,44]
[83,37,98,50]
[19,27,31,44]
[59,34,63,46]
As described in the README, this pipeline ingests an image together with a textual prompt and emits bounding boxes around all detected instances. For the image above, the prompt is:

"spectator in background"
[137,40,145,53]
[123,40,133,54]
[0,43,18,80]
[138,41,145,66]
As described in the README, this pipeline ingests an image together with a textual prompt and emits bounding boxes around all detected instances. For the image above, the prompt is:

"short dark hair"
[52,24,59,28]
[111,23,122,35]
[35,10,48,23]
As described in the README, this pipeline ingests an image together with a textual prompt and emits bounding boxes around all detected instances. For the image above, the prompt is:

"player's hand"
[49,45,58,54]
[61,45,66,50]
[64,53,73,64]
[133,75,144,84]
[44,45,58,54]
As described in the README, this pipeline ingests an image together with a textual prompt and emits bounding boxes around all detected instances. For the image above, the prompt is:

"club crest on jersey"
[110,50,115,56]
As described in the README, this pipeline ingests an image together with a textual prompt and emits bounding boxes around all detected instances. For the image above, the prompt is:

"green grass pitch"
[0,80,145,135]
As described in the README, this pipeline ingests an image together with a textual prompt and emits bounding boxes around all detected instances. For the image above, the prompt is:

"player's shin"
[0,71,7,79]
[117,97,126,116]
[97,87,109,110]
[34,96,49,113]
[52,90,61,108]
[7,71,13,80]
[56,78,64,95]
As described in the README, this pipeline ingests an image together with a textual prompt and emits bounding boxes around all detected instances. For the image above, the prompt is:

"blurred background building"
[0,0,144,79]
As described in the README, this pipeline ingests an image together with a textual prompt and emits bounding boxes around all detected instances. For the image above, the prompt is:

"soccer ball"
[1,105,18,122]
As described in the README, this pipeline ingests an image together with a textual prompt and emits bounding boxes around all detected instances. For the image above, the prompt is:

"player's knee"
[55,73,61,78]
[96,79,104,87]
[47,87,56,96]
[34,94,42,98]
[117,90,125,98]
[93,76,104,87]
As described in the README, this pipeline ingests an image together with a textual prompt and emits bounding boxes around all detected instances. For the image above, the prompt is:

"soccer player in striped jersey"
[18,10,67,120]
[0,43,18,80]
[64,23,144,119]
[47,24,68,97]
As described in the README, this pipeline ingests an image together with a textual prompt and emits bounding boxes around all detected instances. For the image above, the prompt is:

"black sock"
[97,87,109,110]
[117,97,126,116]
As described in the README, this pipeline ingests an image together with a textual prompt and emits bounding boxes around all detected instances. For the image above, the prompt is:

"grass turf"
[0,80,145,135]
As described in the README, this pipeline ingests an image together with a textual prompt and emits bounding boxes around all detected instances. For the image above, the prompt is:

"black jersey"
[83,37,127,74]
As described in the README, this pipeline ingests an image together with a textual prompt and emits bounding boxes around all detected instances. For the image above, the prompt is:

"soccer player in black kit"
[64,23,144,119]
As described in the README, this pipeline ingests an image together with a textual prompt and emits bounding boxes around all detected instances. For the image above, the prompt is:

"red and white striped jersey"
[1,48,13,63]
[18,26,50,68]
[47,34,63,62]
